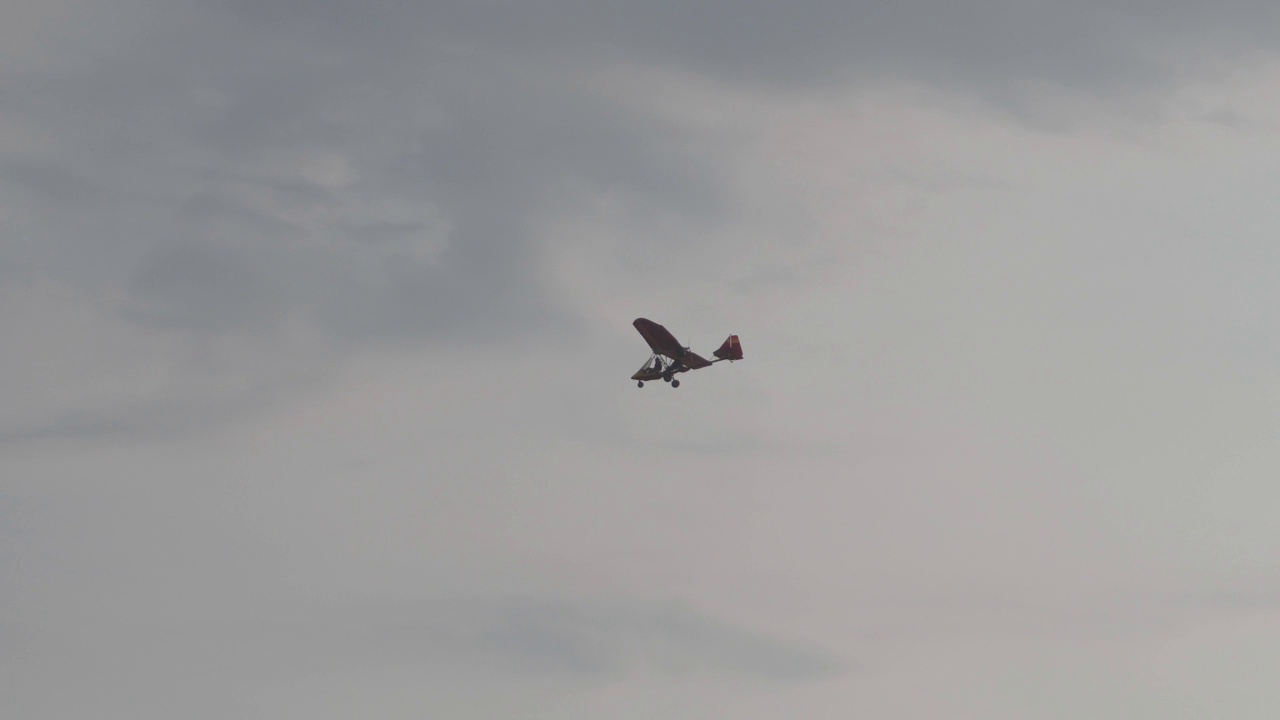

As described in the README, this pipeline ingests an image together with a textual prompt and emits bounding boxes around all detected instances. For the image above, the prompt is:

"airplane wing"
[633,317,715,371]
[633,318,684,359]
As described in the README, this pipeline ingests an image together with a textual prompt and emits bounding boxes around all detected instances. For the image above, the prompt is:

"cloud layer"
[6,1,1280,718]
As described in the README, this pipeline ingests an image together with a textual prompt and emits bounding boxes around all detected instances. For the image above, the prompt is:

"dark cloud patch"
[0,361,324,445]
[3,5,724,345]
[0,414,138,445]
[2,160,102,204]
[220,1,1280,101]
[128,242,284,334]
[176,193,309,241]
[343,220,426,245]
[251,596,849,681]
[0,596,844,717]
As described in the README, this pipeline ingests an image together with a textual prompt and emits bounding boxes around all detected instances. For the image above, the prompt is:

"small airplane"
[631,318,742,388]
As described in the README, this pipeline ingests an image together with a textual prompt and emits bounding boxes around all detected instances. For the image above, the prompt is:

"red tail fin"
[713,334,743,361]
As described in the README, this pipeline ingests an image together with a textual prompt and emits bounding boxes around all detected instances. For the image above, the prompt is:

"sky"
[4,1,1280,717]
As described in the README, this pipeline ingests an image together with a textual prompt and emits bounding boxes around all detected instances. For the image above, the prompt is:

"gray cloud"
[211,596,849,681]
[7,4,1280,716]
[3,5,724,343]
[6,0,1280,437]
[2,600,843,719]
[223,1,1280,96]
[0,3,729,435]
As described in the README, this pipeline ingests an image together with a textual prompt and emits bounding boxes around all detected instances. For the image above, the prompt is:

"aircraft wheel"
[671,379,680,388]
[663,374,672,382]
[637,381,644,388]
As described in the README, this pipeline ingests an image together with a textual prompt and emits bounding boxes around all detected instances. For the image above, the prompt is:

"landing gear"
[671,379,680,388]
[663,374,672,383]
[637,381,644,388]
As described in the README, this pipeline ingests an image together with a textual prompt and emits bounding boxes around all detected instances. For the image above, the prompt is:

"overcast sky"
[5,1,1280,717]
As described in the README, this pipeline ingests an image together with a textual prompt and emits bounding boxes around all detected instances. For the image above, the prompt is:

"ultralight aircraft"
[630,318,742,388]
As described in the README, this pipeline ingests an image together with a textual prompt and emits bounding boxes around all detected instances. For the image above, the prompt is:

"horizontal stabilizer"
[713,334,743,361]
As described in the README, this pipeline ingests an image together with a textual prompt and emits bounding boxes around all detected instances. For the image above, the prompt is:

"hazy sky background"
[5,1,1280,717]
